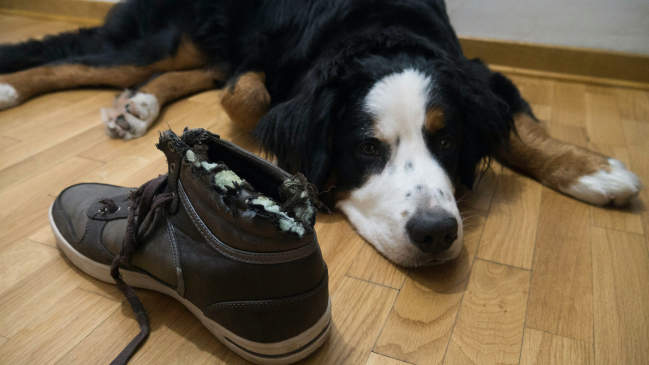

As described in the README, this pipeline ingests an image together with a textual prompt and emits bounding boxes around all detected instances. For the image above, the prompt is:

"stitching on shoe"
[205,273,328,311]
[178,180,317,265]
[166,220,185,297]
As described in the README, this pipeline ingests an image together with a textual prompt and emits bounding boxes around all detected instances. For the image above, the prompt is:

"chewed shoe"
[50,128,330,364]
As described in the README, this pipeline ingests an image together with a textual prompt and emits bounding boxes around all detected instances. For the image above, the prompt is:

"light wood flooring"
[1,15,648,365]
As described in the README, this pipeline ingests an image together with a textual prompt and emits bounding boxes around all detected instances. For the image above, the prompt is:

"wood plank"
[444,259,530,365]
[0,90,100,133]
[0,92,114,171]
[366,352,412,365]
[551,82,587,127]
[346,239,406,290]
[526,189,593,341]
[56,291,241,365]
[374,214,486,365]
[74,155,161,186]
[592,227,649,365]
[0,135,20,152]
[509,75,554,106]
[584,90,627,146]
[165,323,245,365]
[315,213,365,294]
[0,90,113,137]
[129,297,238,365]
[0,257,101,337]
[0,239,59,296]
[520,328,592,365]
[626,144,649,252]
[616,89,649,122]
[0,155,100,202]
[27,224,57,247]
[0,156,104,248]
[478,168,542,269]
[591,200,644,235]
[0,125,107,189]
[0,288,118,365]
[304,276,398,365]
[622,119,649,147]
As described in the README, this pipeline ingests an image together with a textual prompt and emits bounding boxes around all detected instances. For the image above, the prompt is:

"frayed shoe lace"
[107,174,173,365]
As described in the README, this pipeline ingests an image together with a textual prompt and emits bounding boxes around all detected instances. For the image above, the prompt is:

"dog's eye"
[359,139,382,156]
[440,138,452,150]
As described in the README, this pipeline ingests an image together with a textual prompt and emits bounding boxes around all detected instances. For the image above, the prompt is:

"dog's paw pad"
[101,92,159,140]
[561,158,642,206]
[0,83,19,110]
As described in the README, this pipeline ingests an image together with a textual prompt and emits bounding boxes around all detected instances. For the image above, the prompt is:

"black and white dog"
[0,0,642,267]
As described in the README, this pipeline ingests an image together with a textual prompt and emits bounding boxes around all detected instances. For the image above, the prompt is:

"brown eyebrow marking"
[425,108,445,133]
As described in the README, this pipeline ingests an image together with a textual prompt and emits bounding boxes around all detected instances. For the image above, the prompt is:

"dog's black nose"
[406,208,458,254]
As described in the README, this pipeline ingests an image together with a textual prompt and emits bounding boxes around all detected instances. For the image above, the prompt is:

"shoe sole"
[49,203,331,364]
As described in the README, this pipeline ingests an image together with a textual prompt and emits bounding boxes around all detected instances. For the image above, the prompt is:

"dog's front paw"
[0,83,20,110]
[101,91,159,139]
[561,158,642,207]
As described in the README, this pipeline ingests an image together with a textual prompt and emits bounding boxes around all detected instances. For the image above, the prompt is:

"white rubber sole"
[49,204,331,364]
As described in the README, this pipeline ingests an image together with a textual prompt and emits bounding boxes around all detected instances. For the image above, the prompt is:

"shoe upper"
[51,128,329,344]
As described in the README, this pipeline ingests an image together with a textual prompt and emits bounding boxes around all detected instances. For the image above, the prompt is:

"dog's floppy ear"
[254,85,336,188]
[444,58,514,187]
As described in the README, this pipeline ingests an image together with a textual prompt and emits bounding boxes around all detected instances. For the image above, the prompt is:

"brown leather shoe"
[49,129,330,365]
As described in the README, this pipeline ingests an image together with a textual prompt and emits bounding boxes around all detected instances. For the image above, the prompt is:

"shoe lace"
[108,174,173,365]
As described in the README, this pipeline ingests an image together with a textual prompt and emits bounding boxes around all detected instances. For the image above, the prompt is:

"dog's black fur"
[1,0,528,193]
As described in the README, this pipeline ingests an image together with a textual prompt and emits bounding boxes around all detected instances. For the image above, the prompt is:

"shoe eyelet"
[170,162,176,171]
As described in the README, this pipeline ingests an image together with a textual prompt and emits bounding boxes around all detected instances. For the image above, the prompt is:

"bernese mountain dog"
[0,0,642,267]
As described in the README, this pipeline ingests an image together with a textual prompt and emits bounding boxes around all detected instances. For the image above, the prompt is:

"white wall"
[447,0,649,55]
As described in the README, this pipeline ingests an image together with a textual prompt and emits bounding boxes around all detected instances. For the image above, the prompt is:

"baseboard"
[460,37,649,88]
[2,1,648,89]
[489,65,649,91]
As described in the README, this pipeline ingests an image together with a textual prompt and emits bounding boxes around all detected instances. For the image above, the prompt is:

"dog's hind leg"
[102,68,224,139]
[221,72,271,130]
[495,112,642,206]
[0,27,105,74]
[0,36,206,111]
[0,63,155,110]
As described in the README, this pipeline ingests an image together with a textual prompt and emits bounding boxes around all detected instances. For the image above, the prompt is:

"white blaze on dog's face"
[337,69,463,267]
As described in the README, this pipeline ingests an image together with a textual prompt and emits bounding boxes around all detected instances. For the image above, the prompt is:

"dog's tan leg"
[102,68,223,139]
[0,37,205,110]
[221,72,270,130]
[0,64,158,110]
[496,113,642,206]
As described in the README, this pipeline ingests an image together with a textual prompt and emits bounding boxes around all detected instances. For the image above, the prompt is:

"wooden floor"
[1,15,648,365]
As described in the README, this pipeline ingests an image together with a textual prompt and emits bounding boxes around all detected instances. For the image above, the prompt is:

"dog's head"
[256,54,517,267]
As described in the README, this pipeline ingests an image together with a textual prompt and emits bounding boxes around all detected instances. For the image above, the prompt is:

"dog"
[0,0,642,267]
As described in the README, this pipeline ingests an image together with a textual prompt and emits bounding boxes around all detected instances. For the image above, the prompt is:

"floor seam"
[345,274,401,292]
[441,172,497,363]
[370,350,417,365]
[474,257,532,272]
